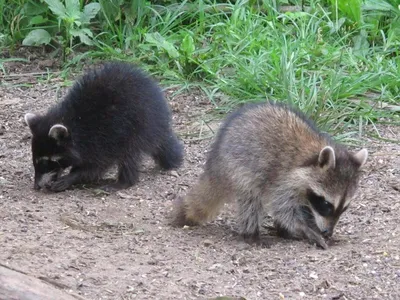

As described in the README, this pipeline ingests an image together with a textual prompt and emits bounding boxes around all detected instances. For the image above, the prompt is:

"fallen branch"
[0,264,87,300]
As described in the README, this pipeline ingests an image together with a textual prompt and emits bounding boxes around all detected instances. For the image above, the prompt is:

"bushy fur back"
[50,62,175,166]
[26,62,183,191]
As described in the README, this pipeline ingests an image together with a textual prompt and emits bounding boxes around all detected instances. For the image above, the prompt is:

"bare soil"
[0,58,399,300]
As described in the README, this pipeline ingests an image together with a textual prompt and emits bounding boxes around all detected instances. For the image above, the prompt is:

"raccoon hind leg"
[172,173,230,226]
[152,134,183,170]
[103,152,141,191]
[236,193,265,244]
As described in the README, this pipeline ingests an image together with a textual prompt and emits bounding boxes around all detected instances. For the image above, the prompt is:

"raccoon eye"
[306,189,334,217]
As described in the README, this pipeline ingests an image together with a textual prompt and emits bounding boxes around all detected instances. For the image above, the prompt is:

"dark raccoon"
[173,102,368,249]
[24,62,183,192]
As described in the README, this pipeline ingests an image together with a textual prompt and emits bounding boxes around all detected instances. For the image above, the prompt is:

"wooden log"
[0,264,86,300]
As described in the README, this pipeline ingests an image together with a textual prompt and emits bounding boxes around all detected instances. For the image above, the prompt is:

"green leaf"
[353,32,369,56]
[362,0,396,12]
[98,0,123,22]
[43,0,67,18]
[70,28,93,45]
[78,33,93,45]
[81,2,101,24]
[181,34,195,56]
[145,32,179,59]
[331,0,362,25]
[81,28,94,38]
[327,17,346,33]
[284,11,309,19]
[28,15,48,26]
[22,29,52,46]
[23,2,48,15]
[387,18,400,46]
[65,0,81,20]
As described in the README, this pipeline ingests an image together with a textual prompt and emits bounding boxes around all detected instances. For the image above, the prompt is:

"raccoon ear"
[318,146,336,170]
[48,124,69,141]
[24,113,38,129]
[353,148,368,168]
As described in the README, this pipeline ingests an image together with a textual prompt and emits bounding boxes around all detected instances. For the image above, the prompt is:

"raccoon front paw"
[241,230,271,248]
[314,237,328,250]
[305,230,328,250]
[47,178,72,192]
[243,236,271,248]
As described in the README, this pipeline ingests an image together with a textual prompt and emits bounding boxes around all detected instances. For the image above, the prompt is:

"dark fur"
[25,62,183,192]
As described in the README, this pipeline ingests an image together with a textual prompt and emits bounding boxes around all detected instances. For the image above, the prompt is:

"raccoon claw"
[100,185,118,193]
[302,228,329,250]
[100,182,129,192]
[315,238,329,250]
[251,239,271,248]
[309,235,329,250]
[242,232,271,248]
[47,178,71,192]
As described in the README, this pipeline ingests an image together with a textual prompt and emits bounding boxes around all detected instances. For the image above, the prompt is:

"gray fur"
[173,102,368,249]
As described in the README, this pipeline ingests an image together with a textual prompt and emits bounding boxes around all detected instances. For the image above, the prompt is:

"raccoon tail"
[153,134,183,170]
[172,173,229,226]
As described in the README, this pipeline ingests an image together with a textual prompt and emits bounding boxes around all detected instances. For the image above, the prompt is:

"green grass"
[1,0,399,141]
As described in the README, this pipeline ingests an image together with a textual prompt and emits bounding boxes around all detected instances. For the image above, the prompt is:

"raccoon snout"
[34,172,58,190]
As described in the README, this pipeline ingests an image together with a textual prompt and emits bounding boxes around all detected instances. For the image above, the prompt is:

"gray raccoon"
[173,102,368,249]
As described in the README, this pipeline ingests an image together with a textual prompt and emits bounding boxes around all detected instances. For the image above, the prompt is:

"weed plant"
[0,0,399,139]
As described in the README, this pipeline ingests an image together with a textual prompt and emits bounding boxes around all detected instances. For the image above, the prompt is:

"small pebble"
[203,239,213,247]
[208,263,221,270]
[169,170,179,177]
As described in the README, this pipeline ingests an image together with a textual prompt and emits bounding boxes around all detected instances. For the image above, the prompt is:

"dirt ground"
[1,57,400,300]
